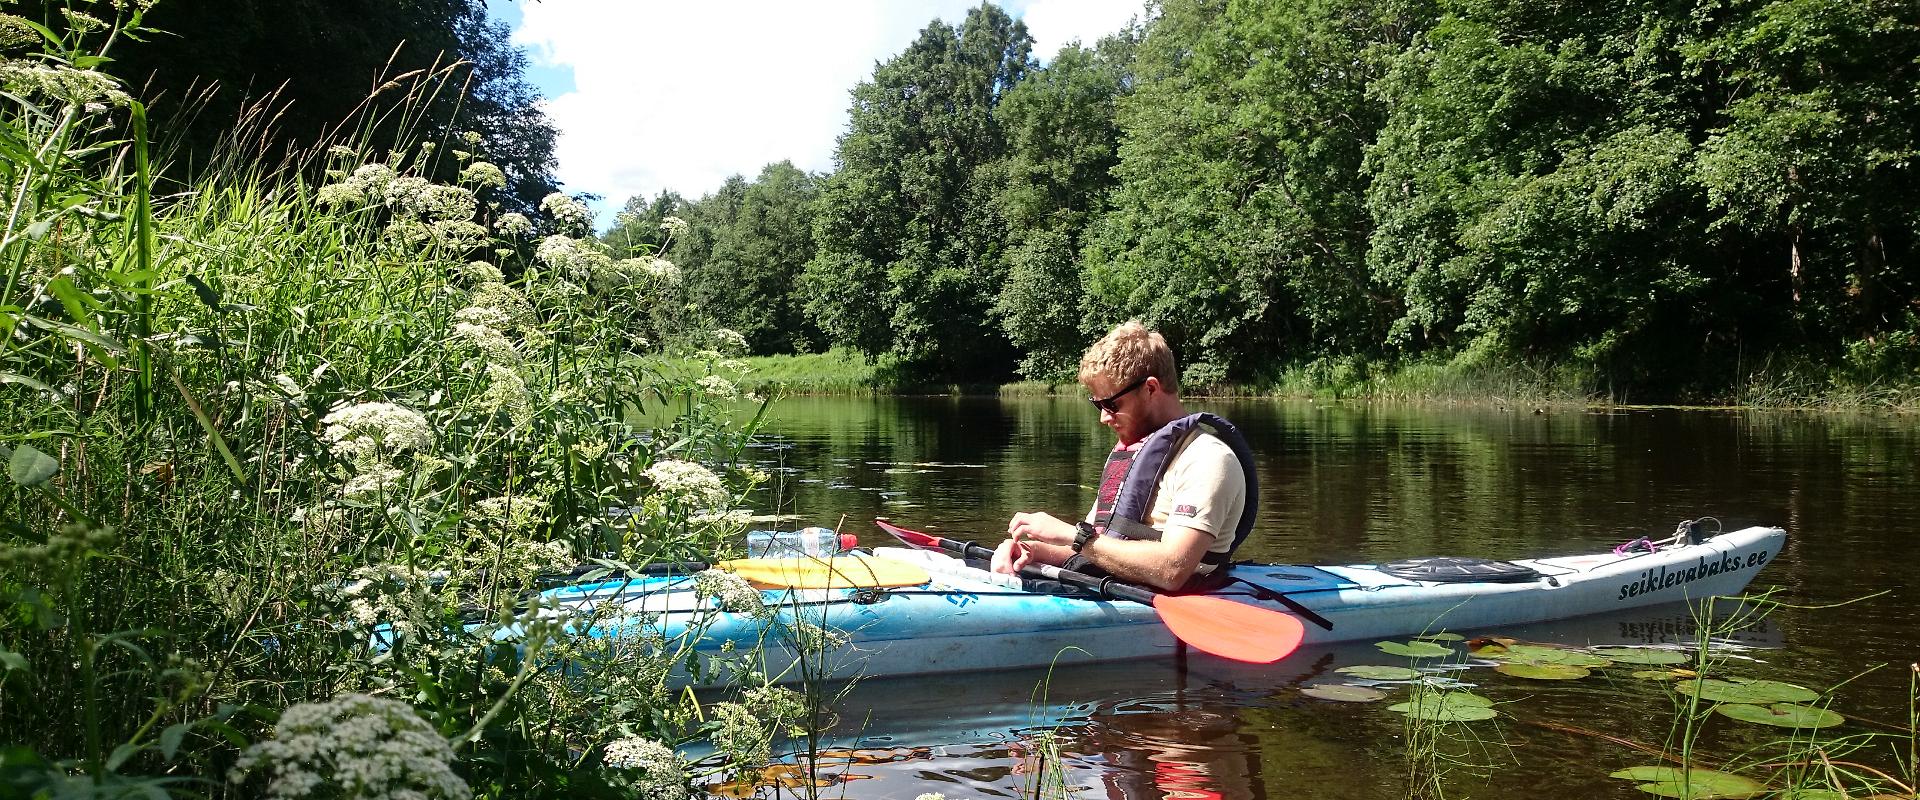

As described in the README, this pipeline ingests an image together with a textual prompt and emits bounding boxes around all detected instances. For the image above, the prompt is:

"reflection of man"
[990,321,1258,592]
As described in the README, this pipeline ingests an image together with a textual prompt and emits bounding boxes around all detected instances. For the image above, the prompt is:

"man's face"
[1086,374,1155,445]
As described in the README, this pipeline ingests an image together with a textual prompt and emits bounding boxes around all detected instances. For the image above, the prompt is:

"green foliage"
[672,162,823,354]
[0,25,802,797]
[801,4,1034,381]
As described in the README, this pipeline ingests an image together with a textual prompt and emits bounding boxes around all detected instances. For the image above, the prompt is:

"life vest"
[1089,412,1259,572]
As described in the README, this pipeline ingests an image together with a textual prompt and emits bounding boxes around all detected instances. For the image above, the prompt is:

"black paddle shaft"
[941,536,1158,606]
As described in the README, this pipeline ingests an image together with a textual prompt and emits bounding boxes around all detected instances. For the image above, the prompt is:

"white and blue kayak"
[539,521,1785,686]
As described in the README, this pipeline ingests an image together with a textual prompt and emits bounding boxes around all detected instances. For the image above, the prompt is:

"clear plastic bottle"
[744,527,859,558]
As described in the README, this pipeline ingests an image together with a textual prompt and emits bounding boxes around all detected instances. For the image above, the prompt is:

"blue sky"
[485,0,1144,228]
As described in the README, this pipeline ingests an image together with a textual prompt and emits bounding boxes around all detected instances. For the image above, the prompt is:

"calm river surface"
[723,396,1918,800]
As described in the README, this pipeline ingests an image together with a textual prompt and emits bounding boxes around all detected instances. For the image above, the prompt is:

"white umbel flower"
[231,694,467,800]
[540,192,594,231]
[321,402,433,460]
[493,212,533,237]
[643,460,728,507]
[601,737,692,799]
[693,569,765,616]
[459,161,507,189]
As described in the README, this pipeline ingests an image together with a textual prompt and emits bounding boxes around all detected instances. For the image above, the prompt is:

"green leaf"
[0,372,54,394]
[159,721,191,760]
[184,274,223,313]
[1486,643,1613,667]
[1414,632,1465,641]
[1387,692,1497,721]
[1714,702,1845,729]
[1608,767,1762,799]
[105,742,139,772]
[1376,640,1454,658]
[1495,662,1591,680]
[1588,647,1691,665]
[0,647,26,672]
[24,219,52,240]
[1336,665,1422,681]
[1678,678,1820,704]
[8,443,59,487]
[1301,684,1387,702]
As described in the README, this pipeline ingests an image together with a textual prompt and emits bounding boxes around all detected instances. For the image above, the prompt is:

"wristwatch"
[1071,521,1097,553]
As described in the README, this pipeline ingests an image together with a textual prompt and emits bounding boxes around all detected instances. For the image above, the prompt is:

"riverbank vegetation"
[1,8,814,797]
[618,0,1920,409]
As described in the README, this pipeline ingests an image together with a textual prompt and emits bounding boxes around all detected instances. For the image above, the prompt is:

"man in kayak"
[989,320,1258,592]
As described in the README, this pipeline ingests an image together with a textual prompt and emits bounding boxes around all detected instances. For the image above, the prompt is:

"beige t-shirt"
[1087,430,1247,563]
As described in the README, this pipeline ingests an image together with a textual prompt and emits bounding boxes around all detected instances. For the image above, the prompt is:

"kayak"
[540,522,1786,686]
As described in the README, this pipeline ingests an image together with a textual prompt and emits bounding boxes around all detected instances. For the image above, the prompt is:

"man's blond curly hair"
[1078,320,1178,394]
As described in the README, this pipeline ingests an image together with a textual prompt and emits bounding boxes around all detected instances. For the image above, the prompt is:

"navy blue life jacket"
[1089,412,1259,571]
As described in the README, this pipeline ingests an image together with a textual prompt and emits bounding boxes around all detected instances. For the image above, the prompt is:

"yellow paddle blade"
[718,554,930,589]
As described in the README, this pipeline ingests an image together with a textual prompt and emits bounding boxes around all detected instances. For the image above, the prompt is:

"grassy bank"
[700,348,1920,412]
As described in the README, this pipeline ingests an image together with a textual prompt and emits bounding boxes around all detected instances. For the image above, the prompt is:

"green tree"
[803,3,1034,380]
[662,164,823,354]
[992,28,1140,379]
[1082,0,1399,382]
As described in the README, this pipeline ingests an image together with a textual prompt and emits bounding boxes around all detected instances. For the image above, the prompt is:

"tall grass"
[1,12,811,798]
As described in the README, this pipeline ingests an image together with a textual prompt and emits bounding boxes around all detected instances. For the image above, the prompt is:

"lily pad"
[1336,665,1422,681]
[1387,692,1497,722]
[1713,702,1845,729]
[1678,679,1821,705]
[1376,640,1455,658]
[1301,684,1387,702]
[1588,647,1692,666]
[1488,644,1614,668]
[1609,767,1763,799]
[1632,669,1688,680]
[1496,662,1591,680]
[1415,632,1465,642]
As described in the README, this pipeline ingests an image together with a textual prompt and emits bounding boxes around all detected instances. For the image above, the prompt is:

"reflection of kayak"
[544,523,1785,686]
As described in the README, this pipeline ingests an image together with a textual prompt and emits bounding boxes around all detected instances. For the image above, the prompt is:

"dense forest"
[635,0,1920,402]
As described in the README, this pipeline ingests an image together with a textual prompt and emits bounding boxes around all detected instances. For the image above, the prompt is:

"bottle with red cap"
[745,527,858,559]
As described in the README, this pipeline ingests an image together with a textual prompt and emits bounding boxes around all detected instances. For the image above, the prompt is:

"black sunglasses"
[1089,376,1148,413]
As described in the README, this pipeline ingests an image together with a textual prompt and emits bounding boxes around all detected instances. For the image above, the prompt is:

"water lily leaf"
[1679,679,1820,704]
[1377,640,1454,658]
[1301,684,1387,702]
[7,443,59,487]
[1496,662,1591,680]
[1337,665,1421,681]
[1388,692,1497,722]
[1415,632,1465,641]
[1714,702,1845,729]
[1609,767,1763,799]
[1632,669,1688,680]
[1589,647,1691,665]
[1490,644,1613,667]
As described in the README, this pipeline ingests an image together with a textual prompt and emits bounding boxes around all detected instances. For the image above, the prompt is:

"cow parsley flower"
[493,212,533,237]
[453,320,518,364]
[711,329,749,355]
[640,256,680,283]
[453,304,512,330]
[540,192,594,231]
[693,569,765,616]
[431,219,489,251]
[339,465,405,502]
[321,402,433,460]
[458,261,504,284]
[479,363,534,426]
[0,61,131,106]
[643,460,729,507]
[421,184,478,222]
[469,283,535,327]
[232,694,467,800]
[459,161,507,189]
[696,374,738,399]
[315,182,366,208]
[601,737,692,799]
[326,145,359,160]
[659,215,690,236]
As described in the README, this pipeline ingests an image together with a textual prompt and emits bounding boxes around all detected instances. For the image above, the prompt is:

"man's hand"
[989,538,1031,575]
[1006,511,1076,548]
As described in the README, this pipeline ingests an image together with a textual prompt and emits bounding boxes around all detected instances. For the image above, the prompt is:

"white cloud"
[509,0,1144,226]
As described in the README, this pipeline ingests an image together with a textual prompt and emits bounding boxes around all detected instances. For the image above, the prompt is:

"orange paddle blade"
[1151,594,1306,663]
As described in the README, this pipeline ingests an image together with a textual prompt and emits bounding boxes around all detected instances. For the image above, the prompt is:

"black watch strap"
[1071,521,1097,553]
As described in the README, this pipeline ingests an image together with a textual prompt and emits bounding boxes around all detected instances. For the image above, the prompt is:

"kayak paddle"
[874,519,1305,663]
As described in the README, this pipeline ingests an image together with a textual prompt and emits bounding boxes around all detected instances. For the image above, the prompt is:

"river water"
[723,396,1918,800]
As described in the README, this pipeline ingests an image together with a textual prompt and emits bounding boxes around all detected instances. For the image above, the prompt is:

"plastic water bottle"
[745,527,858,558]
